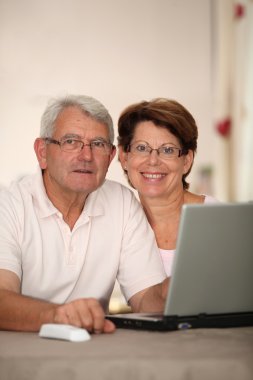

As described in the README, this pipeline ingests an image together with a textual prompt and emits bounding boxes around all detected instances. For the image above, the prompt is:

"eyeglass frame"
[127,141,186,159]
[44,137,114,155]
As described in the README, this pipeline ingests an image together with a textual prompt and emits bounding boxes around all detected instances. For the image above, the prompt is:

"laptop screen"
[164,203,253,316]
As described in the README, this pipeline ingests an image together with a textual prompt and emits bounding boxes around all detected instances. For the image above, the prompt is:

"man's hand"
[44,298,115,334]
[0,269,115,333]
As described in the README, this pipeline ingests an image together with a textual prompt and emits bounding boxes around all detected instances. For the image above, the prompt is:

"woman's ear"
[118,146,128,171]
[183,150,194,174]
[34,138,47,169]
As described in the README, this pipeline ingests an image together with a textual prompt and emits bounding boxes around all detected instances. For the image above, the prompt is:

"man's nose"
[77,144,93,160]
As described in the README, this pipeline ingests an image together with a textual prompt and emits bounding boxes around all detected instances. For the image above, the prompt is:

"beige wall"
[0,0,216,196]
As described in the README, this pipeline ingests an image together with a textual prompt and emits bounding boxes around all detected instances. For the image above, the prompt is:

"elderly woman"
[118,98,218,276]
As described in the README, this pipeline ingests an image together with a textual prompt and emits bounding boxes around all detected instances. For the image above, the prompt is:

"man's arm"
[128,278,169,313]
[0,269,115,333]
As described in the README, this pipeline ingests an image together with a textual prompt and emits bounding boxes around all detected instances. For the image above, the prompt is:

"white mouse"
[39,323,91,342]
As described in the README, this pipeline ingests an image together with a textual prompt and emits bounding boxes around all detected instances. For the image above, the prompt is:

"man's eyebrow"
[61,133,82,140]
[91,136,110,142]
[60,134,109,142]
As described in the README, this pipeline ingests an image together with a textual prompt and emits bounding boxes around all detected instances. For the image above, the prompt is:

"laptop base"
[106,311,253,331]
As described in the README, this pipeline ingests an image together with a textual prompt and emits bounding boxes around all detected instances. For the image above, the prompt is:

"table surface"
[1,327,253,380]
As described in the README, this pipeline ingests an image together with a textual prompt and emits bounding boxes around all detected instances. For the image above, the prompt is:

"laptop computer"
[106,202,253,331]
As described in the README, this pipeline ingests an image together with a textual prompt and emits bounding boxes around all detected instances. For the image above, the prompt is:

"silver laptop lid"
[165,203,253,316]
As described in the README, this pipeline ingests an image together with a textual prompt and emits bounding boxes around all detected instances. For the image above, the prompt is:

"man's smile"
[73,169,93,174]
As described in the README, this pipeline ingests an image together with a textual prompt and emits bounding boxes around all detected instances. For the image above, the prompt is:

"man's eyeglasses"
[127,142,185,159]
[44,137,113,155]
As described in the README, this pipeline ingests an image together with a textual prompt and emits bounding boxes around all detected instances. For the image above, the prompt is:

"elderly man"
[0,95,168,334]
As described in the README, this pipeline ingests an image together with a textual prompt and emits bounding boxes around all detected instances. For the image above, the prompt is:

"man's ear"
[34,138,47,169]
[118,146,128,171]
[183,150,194,174]
[108,145,117,165]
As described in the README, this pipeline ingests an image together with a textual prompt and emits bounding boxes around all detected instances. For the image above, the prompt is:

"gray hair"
[40,95,114,143]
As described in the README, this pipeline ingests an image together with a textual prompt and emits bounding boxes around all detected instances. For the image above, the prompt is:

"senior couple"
[0,95,217,333]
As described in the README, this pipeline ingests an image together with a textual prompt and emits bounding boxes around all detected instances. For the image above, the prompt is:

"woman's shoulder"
[203,194,220,203]
[184,191,204,204]
[184,191,219,204]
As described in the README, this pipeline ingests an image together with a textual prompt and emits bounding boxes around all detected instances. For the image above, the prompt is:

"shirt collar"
[29,167,105,219]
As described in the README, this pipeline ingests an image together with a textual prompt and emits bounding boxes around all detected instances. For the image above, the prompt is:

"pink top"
[159,195,219,276]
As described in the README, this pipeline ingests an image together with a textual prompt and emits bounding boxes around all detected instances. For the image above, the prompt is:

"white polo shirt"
[0,170,166,311]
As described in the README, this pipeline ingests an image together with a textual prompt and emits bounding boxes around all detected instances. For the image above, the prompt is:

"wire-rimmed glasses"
[44,137,113,155]
[127,141,185,159]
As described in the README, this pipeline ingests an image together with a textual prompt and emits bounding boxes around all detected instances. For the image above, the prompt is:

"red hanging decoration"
[234,3,245,19]
[216,117,231,137]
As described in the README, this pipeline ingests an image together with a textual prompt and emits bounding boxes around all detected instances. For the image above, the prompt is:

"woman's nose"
[147,149,160,165]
